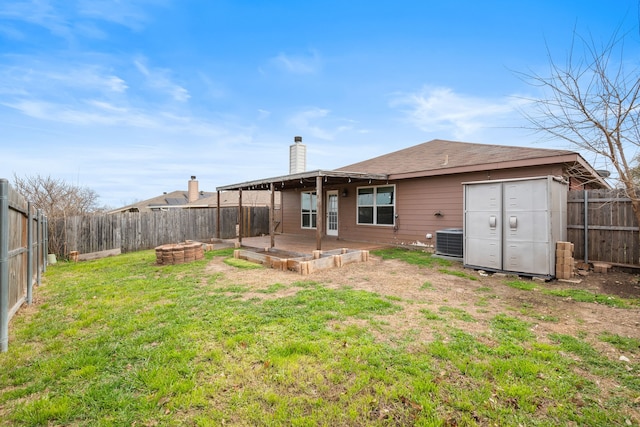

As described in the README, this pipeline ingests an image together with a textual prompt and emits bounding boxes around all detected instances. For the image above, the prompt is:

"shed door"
[464,182,502,269]
[326,190,338,236]
[503,179,551,275]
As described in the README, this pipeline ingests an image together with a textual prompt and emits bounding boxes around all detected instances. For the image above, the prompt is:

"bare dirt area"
[205,255,640,359]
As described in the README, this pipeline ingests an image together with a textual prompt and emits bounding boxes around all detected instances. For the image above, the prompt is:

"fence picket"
[53,207,270,256]
[0,179,46,352]
[567,189,640,267]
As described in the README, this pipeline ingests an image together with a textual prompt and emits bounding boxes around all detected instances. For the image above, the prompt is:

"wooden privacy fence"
[567,189,640,267]
[0,179,47,352]
[53,206,271,256]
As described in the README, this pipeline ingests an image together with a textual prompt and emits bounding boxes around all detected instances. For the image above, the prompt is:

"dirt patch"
[204,255,640,359]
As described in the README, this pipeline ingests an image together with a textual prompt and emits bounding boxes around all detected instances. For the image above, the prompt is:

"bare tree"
[12,174,102,256]
[518,29,640,225]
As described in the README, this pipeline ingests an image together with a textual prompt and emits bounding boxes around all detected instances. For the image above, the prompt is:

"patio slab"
[223,234,387,254]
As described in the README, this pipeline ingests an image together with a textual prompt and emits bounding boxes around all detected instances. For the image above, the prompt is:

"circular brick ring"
[155,241,205,265]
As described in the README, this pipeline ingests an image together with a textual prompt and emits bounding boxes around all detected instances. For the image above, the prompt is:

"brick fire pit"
[155,241,205,265]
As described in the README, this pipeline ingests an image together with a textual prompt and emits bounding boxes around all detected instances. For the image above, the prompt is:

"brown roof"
[335,139,578,176]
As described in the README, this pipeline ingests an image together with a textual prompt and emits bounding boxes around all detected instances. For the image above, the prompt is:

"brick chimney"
[187,176,199,203]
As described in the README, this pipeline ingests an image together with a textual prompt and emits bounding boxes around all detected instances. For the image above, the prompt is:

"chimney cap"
[191,175,196,180]
[294,136,302,143]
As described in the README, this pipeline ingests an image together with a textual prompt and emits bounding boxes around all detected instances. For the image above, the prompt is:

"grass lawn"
[1,248,639,426]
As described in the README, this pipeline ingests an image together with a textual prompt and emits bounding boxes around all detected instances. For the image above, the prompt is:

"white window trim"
[356,184,396,226]
[301,191,317,229]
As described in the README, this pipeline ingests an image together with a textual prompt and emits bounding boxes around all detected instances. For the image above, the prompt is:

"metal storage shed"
[463,176,567,278]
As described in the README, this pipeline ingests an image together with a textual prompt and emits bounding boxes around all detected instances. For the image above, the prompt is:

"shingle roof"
[335,139,577,175]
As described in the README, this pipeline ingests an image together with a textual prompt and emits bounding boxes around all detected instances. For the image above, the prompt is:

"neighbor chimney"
[289,136,306,174]
[188,176,199,203]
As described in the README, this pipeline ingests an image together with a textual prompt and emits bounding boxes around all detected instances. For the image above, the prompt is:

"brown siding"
[281,188,318,237]
[280,165,566,246]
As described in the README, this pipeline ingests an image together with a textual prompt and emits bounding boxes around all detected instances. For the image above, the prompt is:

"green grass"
[419,281,434,290]
[1,248,638,426]
[439,268,478,280]
[505,279,537,291]
[257,283,289,294]
[542,288,631,307]
[223,257,264,269]
[420,308,443,320]
[599,332,640,352]
[371,247,451,267]
[439,306,476,322]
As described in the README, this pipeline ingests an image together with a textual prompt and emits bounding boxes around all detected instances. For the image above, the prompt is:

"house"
[110,176,280,214]
[216,139,609,249]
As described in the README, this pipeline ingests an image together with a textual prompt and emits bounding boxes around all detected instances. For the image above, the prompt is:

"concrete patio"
[223,233,389,255]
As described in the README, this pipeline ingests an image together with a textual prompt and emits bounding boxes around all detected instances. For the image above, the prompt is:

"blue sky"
[1,1,638,207]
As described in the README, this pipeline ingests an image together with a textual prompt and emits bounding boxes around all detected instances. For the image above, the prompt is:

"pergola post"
[238,188,243,246]
[270,183,275,248]
[216,191,221,239]
[316,175,323,251]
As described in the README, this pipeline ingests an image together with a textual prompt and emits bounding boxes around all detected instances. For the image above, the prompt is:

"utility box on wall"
[463,176,567,278]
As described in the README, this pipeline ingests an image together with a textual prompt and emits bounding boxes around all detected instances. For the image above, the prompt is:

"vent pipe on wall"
[289,136,306,174]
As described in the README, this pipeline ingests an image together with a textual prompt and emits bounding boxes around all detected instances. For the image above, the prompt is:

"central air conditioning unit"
[435,228,463,258]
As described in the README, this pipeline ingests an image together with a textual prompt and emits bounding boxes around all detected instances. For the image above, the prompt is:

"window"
[357,185,395,225]
[301,192,317,229]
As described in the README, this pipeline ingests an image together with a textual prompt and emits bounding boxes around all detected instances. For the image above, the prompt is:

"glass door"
[326,190,338,236]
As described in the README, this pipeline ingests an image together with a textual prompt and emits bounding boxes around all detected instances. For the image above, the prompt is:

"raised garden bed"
[233,247,369,275]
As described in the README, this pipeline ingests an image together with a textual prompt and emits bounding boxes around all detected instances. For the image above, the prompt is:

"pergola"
[216,170,388,250]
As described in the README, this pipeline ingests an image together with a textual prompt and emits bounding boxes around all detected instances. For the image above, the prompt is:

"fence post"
[1,179,9,352]
[27,202,33,305]
[43,213,48,272]
[37,209,42,286]
[583,190,589,264]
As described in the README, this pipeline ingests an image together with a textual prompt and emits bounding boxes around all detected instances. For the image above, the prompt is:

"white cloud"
[269,50,321,74]
[257,109,271,120]
[0,0,167,40]
[0,1,69,37]
[288,108,334,140]
[390,86,527,139]
[2,95,232,139]
[286,107,365,142]
[134,57,190,102]
[197,72,227,99]
[0,23,24,40]
[76,0,164,31]
[0,61,128,99]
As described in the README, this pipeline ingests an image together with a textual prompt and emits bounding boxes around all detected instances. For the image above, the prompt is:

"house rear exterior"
[218,139,608,249]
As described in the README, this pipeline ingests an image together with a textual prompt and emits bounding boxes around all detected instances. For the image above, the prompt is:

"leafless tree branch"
[516,27,640,225]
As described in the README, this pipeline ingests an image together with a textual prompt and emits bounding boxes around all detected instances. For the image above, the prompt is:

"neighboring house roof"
[336,139,604,183]
[109,190,216,213]
[109,190,279,213]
